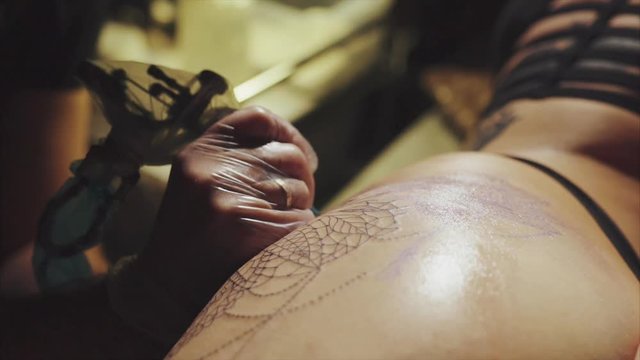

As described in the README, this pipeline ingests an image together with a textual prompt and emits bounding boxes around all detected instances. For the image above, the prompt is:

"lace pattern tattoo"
[168,173,564,359]
[167,197,403,359]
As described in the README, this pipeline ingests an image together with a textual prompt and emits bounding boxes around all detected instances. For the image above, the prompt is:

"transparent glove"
[111,106,318,343]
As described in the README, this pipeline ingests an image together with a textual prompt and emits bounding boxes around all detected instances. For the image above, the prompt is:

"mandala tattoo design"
[167,197,403,359]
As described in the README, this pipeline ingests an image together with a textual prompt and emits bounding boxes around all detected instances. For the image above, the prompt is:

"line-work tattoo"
[167,173,562,359]
[473,108,517,149]
[167,197,402,359]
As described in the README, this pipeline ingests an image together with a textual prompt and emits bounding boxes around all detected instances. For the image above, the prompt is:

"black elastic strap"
[547,0,628,86]
[486,0,640,116]
[583,49,640,67]
[549,87,640,114]
[509,156,640,281]
[521,28,590,50]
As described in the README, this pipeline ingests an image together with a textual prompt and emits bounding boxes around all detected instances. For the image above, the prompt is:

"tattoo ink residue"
[169,173,562,359]
[405,173,563,238]
[373,173,563,286]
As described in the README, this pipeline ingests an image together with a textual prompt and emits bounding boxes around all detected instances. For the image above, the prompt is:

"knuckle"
[209,193,238,215]
[266,141,301,156]
[287,156,307,176]
[300,182,311,199]
[174,144,193,166]
[297,184,311,205]
[256,143,304,172]
[248,105,270,116]
[274,142,306,164]
[173,148,198,179]
[247,106,275,126]
[206,122,225,135]
[288,144,307,163]
[173,146,220,188]
[301,188,313,208]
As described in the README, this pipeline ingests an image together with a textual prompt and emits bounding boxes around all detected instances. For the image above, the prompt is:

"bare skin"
[0,107,319,359]
[166,4,640,356]
[2,0,638,357]
[168,98,639,360]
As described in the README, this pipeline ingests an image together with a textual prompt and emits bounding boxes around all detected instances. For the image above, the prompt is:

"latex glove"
[135,106,318,319]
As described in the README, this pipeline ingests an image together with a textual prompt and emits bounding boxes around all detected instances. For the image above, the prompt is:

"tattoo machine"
[33,61,238,290]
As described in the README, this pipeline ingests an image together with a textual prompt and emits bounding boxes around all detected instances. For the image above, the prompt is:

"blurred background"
[1,0,506,284]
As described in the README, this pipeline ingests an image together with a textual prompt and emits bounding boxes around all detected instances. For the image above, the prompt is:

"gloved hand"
[132,106,317,324]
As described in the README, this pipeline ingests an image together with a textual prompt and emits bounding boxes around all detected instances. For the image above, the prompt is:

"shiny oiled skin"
[171,0,640,354]
[169,149,639,360]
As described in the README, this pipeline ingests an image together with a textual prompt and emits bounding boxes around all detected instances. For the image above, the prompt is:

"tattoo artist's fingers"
[238,208,315,251]
[253,177,312,210]
[213,172,311,210]
[210,189,314,228]
[209,188,314,253]
[248,141,315,194]
[210,106,318,172]
[211,189,313,222]
[205,148,312,207]
[239,207,314,226]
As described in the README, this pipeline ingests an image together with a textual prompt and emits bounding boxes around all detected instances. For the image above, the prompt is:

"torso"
[168,151,639,359]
